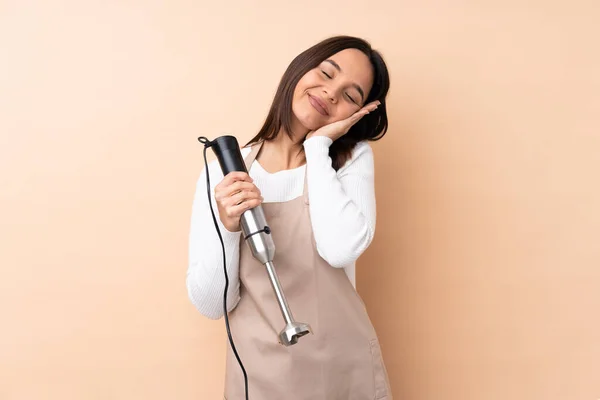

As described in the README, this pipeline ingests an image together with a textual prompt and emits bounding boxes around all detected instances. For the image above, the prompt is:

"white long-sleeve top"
[187,136,376,320]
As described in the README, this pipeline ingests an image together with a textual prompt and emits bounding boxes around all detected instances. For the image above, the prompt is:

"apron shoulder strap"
[243,141,263,170]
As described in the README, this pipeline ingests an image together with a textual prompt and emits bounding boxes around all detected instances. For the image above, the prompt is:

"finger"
[229,189,262,206]
[217,172,253,189]
[349,101,380,123]
[227,197,263,217]
[217,184,259,203]
[362,100,380,113]
[349,108,371,124]
[216,181,259,200]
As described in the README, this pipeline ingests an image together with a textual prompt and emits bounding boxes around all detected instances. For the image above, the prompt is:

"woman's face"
[292,48,375,132]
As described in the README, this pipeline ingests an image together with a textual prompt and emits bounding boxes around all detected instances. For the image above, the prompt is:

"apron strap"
[302,164,309,205]
[243,141,263,170]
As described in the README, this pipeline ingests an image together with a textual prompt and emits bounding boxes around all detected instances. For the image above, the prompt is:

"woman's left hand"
[306,100,381,142]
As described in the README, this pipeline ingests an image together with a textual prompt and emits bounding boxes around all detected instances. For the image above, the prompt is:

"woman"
[188,35,393,399]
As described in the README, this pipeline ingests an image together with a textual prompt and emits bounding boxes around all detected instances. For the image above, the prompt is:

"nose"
[322,87,339,104]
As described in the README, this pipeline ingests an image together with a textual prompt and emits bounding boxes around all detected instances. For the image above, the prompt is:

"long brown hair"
[244,35,390,170]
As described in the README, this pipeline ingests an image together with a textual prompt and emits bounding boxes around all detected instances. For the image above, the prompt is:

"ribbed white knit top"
[187,136,376,320]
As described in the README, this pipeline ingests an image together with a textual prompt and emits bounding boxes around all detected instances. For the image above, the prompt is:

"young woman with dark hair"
[188,35,393,399]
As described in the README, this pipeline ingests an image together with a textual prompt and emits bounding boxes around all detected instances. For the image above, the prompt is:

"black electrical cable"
[198,136,249,400]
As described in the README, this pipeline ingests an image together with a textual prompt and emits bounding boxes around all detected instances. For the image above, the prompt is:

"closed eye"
[345,93,358,105]
[321,69,358,105]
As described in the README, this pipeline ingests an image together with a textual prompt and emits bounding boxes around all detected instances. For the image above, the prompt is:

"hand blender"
[207,135,312,346]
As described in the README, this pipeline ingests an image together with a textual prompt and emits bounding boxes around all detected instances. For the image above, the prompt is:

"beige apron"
[224,141,393,400]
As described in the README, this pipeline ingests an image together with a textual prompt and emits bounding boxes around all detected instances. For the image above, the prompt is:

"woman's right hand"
[214,171,263,232]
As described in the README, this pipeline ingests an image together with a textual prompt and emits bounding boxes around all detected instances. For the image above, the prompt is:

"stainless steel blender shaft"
[264,261,293,323]
[240,206,312,346]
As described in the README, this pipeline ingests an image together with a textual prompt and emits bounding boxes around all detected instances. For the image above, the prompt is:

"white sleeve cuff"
[303,135,333,151]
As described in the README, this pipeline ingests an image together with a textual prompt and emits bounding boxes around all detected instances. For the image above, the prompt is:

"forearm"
[303,137,377,268]
[186,161,242,319]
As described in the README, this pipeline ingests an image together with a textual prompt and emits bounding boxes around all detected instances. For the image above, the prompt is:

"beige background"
[1,0,599,399]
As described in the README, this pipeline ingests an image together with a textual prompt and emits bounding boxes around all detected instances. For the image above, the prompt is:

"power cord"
[198,136,250,400]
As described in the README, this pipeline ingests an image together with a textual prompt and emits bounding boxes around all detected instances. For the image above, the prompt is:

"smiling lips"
[308,94,329,116]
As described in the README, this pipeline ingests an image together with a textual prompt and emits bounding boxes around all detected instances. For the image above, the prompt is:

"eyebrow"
[324,59,365,103]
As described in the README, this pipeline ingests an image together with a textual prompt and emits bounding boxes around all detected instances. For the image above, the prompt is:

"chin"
[298,118,323,131]
[292,108,324,132]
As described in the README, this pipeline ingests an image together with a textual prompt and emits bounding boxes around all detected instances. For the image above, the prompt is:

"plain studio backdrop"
[1,1,599,399]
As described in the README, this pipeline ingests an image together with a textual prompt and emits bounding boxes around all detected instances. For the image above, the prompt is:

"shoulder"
[337,141,375,176]
[351,140,373,159]
[240,145,253,157]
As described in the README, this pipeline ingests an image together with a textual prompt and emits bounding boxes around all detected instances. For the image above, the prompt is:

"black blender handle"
[210,135,247,176]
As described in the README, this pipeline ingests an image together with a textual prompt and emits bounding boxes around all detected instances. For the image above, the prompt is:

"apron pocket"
[369,338,388,399]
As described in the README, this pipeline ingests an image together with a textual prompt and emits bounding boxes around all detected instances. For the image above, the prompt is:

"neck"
[258,117,310,171]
